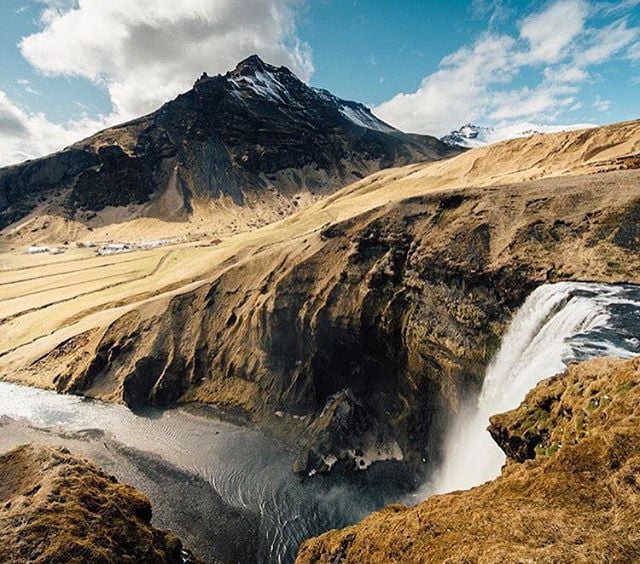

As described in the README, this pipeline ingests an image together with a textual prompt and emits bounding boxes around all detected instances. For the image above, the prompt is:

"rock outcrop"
[296,355,640,563]
[0,55,453,237]
[0,444,200,563]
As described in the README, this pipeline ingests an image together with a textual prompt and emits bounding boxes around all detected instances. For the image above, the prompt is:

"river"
[2,282,639,562]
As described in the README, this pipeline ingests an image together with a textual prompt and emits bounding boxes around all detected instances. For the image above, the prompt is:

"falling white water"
[430,282,640,495]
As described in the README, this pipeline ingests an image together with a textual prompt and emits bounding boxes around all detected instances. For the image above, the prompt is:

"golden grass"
[1,120,639,390]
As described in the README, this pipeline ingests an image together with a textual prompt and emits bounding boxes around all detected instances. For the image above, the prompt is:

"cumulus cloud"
[374,0,639,136]
[517,0,589,64]
[21,0,312,120]
[0,0,310,166]
[0,91,105,166]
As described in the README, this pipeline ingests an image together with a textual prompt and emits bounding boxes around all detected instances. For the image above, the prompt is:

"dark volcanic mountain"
[0,55,454,232]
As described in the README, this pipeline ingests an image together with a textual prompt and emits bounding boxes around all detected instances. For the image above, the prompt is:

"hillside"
[296,355,640,563]
[1,120,639,476]
[0,55,453,247]
[0,444,200,563]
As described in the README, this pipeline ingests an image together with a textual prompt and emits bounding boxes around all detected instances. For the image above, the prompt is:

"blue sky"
[0,0,639,165]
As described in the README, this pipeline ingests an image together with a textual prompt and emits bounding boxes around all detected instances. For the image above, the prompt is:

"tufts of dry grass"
[0,444,200,564]
[296,356,640,563]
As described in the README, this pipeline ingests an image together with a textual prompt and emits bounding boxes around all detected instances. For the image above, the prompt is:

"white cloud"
[0,90,106,166]
[374,34,515,135]
[20,0,312,120]
[517,0,589,64]
[593,96,611,111]
[374,0,640,136]
[543,65,589,83]
[577,19,639,65]
[490,83,579,121]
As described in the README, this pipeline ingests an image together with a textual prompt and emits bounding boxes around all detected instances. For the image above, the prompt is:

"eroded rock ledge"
[0,444,201,563]
[296,355,640,563]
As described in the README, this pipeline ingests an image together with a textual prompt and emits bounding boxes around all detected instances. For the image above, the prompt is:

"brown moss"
[0,445,201,564]
[296,356,640,563]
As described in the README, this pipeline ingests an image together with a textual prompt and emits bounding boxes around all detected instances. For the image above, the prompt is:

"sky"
[0,0,639,166]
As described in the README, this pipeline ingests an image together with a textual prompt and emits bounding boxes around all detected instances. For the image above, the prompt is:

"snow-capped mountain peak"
[441,122,596,148]
[201,55,396,133]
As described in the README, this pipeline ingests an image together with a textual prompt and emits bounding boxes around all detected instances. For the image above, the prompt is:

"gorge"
[1,53,640,564]
[2,281,640,562]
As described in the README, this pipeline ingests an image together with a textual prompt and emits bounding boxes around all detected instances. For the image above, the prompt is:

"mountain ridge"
[441,121,596,148]
[0,55,454,245]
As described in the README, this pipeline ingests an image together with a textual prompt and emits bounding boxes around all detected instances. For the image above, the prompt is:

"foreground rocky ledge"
[296,355,640,563]
[0,444,200,563]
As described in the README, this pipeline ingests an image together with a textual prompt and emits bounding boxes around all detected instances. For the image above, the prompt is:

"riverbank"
[0,417,262,563]
[0,381,413,563]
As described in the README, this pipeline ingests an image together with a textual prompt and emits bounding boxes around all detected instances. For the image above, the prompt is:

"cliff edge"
[296,355,640,563]
[0,444,201,564]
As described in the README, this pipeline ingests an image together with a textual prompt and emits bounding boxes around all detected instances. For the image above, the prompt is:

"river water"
[2,282,639,562]
[0,380,407,563]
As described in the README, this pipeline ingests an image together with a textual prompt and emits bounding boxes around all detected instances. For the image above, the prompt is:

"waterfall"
[428,282,640,495]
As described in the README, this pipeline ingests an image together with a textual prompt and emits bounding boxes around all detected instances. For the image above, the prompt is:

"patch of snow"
[312,87,397,133]
[230,70,290,104]
[339,104,397,133]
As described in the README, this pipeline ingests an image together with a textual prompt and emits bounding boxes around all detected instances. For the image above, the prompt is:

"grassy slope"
[1,120,638,385]
[0,444,199,563]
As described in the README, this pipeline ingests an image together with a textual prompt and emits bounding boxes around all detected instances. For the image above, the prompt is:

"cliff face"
[36,167,640,476]
[0,444,200,563]
[296,355,640,563]
[0,55,453,236]
[2,120,639,477]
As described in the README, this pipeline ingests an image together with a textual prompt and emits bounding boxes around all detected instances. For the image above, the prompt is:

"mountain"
[0,55,454,241]
[441,122,596,148]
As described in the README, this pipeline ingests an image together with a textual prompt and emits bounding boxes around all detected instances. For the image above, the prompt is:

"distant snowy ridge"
[441,122,597,148]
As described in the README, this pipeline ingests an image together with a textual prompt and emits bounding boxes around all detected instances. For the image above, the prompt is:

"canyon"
[1,55,640,563]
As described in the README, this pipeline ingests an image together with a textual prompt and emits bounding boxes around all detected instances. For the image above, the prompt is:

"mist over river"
[1,282,639,562]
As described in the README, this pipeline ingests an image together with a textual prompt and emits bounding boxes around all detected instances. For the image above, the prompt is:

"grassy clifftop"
[0,444,201,563]
[297,355,640,563]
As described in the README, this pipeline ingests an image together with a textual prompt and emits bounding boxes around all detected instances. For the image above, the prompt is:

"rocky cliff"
[0,444,200,563]
[296,355,640,563]
[2,120,640,478]
[0,55,453,241]
[32,166,640,477]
